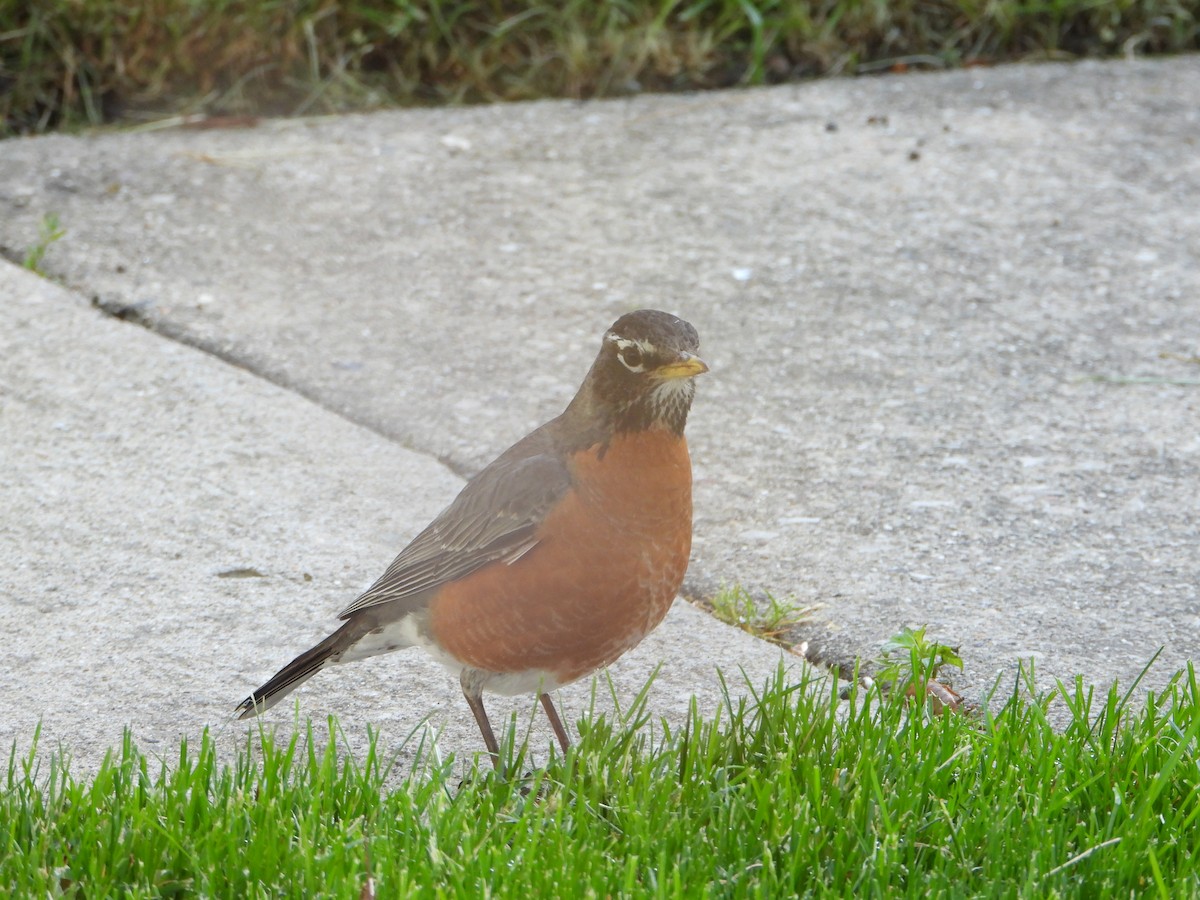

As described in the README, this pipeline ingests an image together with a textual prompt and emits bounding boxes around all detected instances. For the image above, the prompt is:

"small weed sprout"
[708,584,814,644]
[875,624,964,710]
[23,213,66,276]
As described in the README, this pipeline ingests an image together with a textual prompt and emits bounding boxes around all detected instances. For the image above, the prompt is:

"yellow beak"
[655,352,709,380]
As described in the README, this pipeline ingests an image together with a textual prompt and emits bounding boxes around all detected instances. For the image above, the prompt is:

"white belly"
[338,614,563,696]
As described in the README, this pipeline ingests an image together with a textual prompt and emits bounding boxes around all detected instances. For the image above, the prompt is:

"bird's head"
[574,309,707,437]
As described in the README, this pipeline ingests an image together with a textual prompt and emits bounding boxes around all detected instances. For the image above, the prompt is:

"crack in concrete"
[84,289,477,481]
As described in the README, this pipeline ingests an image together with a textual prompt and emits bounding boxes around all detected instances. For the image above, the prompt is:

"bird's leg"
[540,692,571,754]
[460,670,501,768]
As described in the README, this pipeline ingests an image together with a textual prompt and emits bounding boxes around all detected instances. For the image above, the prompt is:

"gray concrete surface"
[2,57,1199,771]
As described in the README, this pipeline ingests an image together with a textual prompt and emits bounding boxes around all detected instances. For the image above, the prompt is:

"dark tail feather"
[236,624,353,720]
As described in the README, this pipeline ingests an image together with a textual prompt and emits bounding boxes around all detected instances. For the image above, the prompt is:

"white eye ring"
[605,334,652,374]
[618,348,646,373]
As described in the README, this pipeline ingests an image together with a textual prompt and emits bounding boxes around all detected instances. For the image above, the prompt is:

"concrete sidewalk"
[2,57,1198,773]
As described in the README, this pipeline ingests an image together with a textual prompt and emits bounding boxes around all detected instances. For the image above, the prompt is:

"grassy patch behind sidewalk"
[4,660,1199,895]
[2,0,1197,134]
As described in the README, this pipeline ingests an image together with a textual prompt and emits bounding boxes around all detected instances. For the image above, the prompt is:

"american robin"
[236,309,707,765]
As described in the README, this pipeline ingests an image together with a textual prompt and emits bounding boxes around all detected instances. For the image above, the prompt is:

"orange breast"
[427,429,693,683]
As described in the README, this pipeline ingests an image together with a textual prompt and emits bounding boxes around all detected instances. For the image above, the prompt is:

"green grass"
[2,0,1198,134]
[4,660,1199,896]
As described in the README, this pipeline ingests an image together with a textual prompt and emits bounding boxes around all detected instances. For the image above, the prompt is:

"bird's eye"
[618,346,645,372]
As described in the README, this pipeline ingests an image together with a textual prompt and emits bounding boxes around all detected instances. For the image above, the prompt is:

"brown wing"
[337,437,573,620]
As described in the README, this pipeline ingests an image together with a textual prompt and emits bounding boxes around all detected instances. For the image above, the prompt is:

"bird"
[236,309,707,765]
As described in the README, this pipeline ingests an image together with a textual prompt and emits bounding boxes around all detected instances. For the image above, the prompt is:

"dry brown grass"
[2,0,1196,134]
